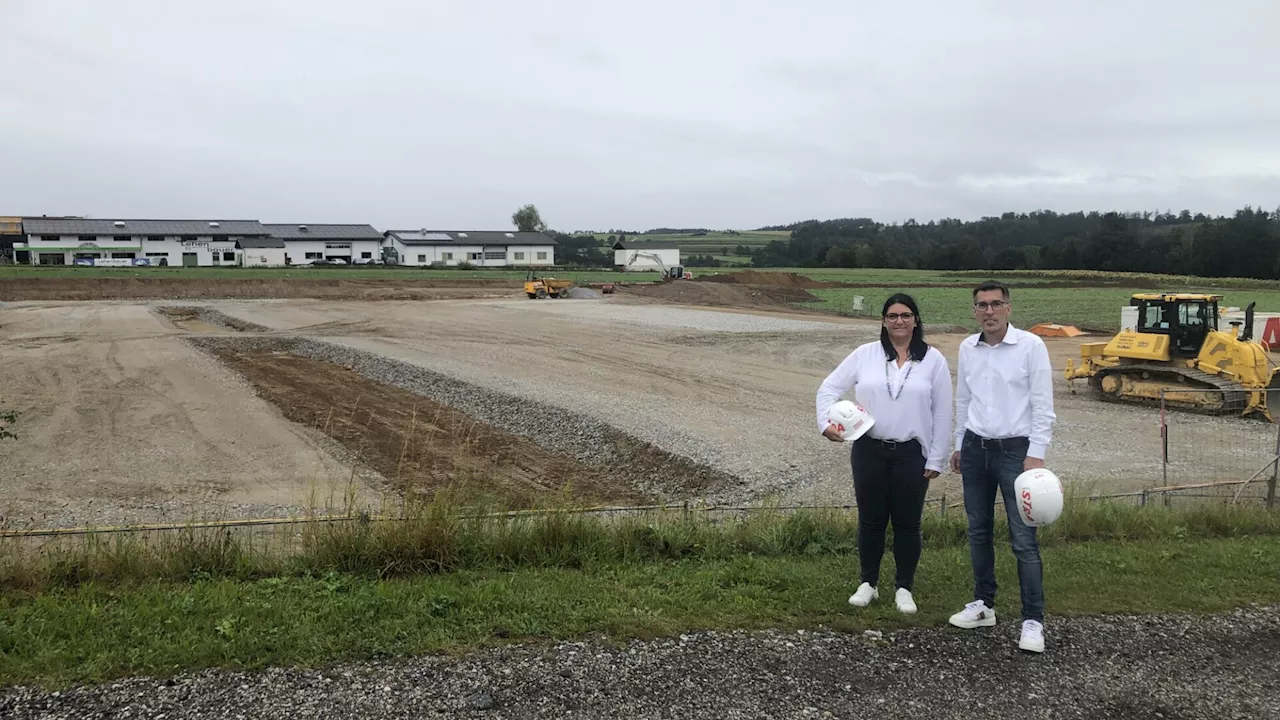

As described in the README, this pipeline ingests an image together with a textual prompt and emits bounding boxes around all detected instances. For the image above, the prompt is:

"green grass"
[810,286,1280,331]
[8,500,1278,592]
[4,535,1279,688]
[3,500,1280,687]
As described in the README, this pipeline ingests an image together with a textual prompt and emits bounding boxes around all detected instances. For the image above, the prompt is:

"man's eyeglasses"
[884,312,915,322]
[974,300,1007,311]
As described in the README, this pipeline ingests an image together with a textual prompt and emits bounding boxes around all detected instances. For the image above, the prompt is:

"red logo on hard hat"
[1021,488,1033,522]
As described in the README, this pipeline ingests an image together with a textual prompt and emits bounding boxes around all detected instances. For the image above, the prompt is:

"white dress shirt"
[816,341,954,473]
[953,323,1056,459]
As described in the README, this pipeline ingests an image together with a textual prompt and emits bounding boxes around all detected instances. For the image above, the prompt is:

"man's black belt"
[964,429,1029,450]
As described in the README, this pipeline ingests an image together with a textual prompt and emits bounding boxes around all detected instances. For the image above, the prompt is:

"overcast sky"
[4,1,1278,232]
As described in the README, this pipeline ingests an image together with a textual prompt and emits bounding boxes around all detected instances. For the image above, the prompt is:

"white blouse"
[816,341,954,472]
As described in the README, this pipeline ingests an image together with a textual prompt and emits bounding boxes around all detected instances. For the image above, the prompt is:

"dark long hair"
[880,293,929,362]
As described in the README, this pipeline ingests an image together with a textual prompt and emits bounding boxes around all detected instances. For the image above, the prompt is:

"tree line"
[747,207,1280,278]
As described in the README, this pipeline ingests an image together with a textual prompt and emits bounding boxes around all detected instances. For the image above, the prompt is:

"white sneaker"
[848,582,878,607]
[948,600,996,628]
[895,588,917,614]
[1019,620,1045,653]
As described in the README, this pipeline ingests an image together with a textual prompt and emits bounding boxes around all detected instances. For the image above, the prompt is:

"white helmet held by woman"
[1014,467,1064,526]
[827,400,875,442]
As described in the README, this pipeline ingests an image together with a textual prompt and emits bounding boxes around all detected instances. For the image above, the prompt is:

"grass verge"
[3,535,1279,688]
[5,500,1280,591]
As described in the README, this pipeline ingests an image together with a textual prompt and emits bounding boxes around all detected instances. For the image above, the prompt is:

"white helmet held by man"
[827,400,875,442]
[1014,467,1064,526]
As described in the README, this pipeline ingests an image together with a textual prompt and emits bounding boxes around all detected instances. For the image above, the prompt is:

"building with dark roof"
[10,215,563,268]
[263,223,383,265]
[18,218,270,267]
[382,230,557,267]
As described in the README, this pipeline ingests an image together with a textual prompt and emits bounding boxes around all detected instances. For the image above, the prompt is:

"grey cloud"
[2,0,1277,231]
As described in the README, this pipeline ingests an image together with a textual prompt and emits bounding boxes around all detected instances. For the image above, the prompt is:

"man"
[947,280,1056,653]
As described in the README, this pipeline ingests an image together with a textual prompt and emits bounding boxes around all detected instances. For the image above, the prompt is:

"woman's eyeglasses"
[884,312,915,322]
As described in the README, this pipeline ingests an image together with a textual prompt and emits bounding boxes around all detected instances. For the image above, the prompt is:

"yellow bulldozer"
[523,270,574,299]
[1064,293,1280,421]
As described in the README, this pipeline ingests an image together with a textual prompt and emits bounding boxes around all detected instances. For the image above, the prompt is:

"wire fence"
[4,390,1279,540]
[1156,388,1279,509]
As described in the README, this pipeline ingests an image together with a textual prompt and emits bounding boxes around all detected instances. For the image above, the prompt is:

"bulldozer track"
[1089,364,1251,416]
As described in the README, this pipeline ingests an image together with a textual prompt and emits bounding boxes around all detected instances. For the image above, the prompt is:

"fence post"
[1269,423,1280,511]
[1160,391,1168,487]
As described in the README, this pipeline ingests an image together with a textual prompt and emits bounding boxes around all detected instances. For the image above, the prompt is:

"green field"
[6,265,1280,332]
[811,286,1280,331]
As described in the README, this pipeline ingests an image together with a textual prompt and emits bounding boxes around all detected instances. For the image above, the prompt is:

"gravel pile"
[157,306,271,333]
[561,287,602,299]
[185,336,744,501]
[5,606,1277,719]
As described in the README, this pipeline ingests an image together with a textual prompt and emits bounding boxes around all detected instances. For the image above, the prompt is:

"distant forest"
[749,207,1280,279]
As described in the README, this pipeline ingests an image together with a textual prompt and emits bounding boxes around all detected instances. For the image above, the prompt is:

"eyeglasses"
[884,312,915,322]
[974,301,1008,311]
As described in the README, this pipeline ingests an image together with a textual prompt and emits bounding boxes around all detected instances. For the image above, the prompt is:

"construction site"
[2,271,1278,531]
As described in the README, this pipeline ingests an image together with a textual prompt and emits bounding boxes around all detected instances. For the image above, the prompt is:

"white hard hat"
[1013,468,1064,527]
[827,400,875,442]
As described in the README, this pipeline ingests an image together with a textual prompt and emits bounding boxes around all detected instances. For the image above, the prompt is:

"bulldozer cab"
[1131,293,1221,357]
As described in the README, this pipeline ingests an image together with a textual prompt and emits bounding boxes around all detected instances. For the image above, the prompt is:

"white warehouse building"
[18,218,271,267]
[613,240,681,272]
[265,223,384,265]
[382,230,556,267]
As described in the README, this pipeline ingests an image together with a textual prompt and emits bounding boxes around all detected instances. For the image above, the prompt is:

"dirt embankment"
[697,270,850,289]
[0,277,522,302]
[195,339,740,508]
[204,348,644,508]
[156,306,270,333]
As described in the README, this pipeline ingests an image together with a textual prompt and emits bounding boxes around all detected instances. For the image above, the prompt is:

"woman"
[815,293,952,614]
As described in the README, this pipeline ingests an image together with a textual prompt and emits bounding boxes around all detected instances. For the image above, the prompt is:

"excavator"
[622,251,689,281]
[1064,293,1280,421]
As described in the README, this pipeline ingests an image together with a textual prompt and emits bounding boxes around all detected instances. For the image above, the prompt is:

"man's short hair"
[973,280,1010,300]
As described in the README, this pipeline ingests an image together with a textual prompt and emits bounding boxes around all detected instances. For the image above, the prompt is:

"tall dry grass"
[3,491,1279,594]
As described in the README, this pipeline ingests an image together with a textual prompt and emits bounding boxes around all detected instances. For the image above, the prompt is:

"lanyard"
[886,358,915,400]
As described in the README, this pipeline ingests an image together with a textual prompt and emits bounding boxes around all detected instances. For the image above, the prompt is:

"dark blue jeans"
[960,430,1044,622]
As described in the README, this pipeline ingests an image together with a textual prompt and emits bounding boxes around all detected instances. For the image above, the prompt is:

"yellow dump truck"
[523,271,574,299]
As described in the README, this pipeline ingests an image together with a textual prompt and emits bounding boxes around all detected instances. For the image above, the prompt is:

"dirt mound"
[697,270,848,289]
[621,280,821,309]
[0,277,521,301]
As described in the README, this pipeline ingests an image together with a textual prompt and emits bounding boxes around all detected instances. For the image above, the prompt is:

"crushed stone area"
[185,336,742,504]
[3,606,1277,719]
[3,296,1276,531]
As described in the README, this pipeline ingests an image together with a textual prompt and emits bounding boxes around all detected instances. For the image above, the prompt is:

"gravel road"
[4,606,1276,719]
